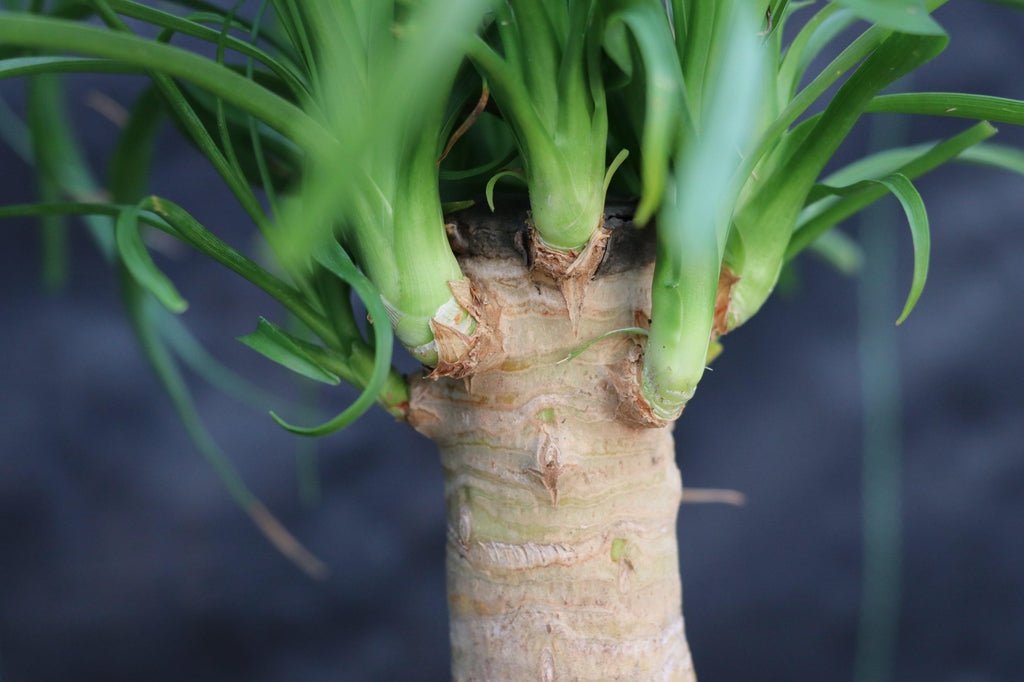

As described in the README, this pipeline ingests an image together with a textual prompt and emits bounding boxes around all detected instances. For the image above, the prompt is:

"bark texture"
[409,212,694,681]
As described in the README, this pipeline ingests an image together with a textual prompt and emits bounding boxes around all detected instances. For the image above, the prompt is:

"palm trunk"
[409,212,695,680]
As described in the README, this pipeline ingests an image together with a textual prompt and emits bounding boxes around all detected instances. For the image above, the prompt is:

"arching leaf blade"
[807,173,930,325]
[115,204,188,314]
[789,121,997,256]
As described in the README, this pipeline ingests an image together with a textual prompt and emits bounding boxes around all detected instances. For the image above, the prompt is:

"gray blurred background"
[1,3,1023,681]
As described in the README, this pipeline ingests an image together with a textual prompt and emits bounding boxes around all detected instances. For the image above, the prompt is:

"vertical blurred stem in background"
[854,111,909,682]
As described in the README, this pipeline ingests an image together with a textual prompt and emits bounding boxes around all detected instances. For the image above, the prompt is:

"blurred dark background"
[1,3,1023,681]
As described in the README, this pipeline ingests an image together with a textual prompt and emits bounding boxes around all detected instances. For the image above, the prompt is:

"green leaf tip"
[485,169,526,212]
[115,204,188,314]
[603,149,630,208]
[811,173,930,325]
[238,318,341,385]
[886,173,930,326]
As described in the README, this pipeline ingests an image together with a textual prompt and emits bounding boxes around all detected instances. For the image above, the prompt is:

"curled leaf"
[810,173,930,324]
[115,204,188,314]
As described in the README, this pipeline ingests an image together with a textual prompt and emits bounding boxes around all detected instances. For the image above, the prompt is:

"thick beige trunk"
[410,222,695,681]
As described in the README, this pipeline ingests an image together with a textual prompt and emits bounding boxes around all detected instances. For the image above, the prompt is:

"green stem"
[389,133,468,357]
[466,31,604,250]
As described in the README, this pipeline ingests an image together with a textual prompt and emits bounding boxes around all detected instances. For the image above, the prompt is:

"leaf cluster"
[1,0,1023,553]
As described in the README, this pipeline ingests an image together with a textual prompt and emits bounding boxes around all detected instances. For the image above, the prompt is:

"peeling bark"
[411,214,695,680]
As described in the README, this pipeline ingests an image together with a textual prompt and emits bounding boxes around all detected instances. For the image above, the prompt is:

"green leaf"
[20,71,115,258]
[603,148,630,199]
[102,0,309,98]
[269,241,395,437]
[0,55,139,79]
[271,0,488,355]
[867,92,1024,125]
[603,0,691,224]
[0,93,31,161]
[776,4,849,103]
[0,11,331,151]
[0,198,329,339]
[138,196,330,339]
[833,0,945,35]
[976,0,1024,7]
[86,2,275,239]
[115,204,188,314]
[810,173,930,325]
[239,317,341,385]
[743,23,893,187]
[642,0,764,418]
[0,200,409,414]
[485,169,527,211]
[158,310,282,411]
[789,121,997,256]
[958,143,1024,174]
[727,30,948,328]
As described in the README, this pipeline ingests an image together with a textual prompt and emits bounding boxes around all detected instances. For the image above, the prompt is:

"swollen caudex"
[408,210,695,680]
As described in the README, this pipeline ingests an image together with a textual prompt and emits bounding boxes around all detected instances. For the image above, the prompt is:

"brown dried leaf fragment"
[525,220,612,335]
[713,266,740,337]
[428,278,505,379]
[611,343,673,428]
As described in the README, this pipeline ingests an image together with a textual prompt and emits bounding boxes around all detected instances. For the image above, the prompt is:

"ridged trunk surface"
[410,219,695,681]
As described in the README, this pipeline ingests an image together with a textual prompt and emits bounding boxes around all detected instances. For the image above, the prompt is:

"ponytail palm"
[2,0,1023,678]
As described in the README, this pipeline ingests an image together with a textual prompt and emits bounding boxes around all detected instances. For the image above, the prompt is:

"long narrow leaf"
[867,92,1024,125]
[104,0,309,98]
[810,174,930,324]
[27,75,67,290]
[727,30,948,328]
[109,86,164,202]
[603,0,691,224]
[0,55,139,79]
[0,11,331,151]
[790,121,997,256]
